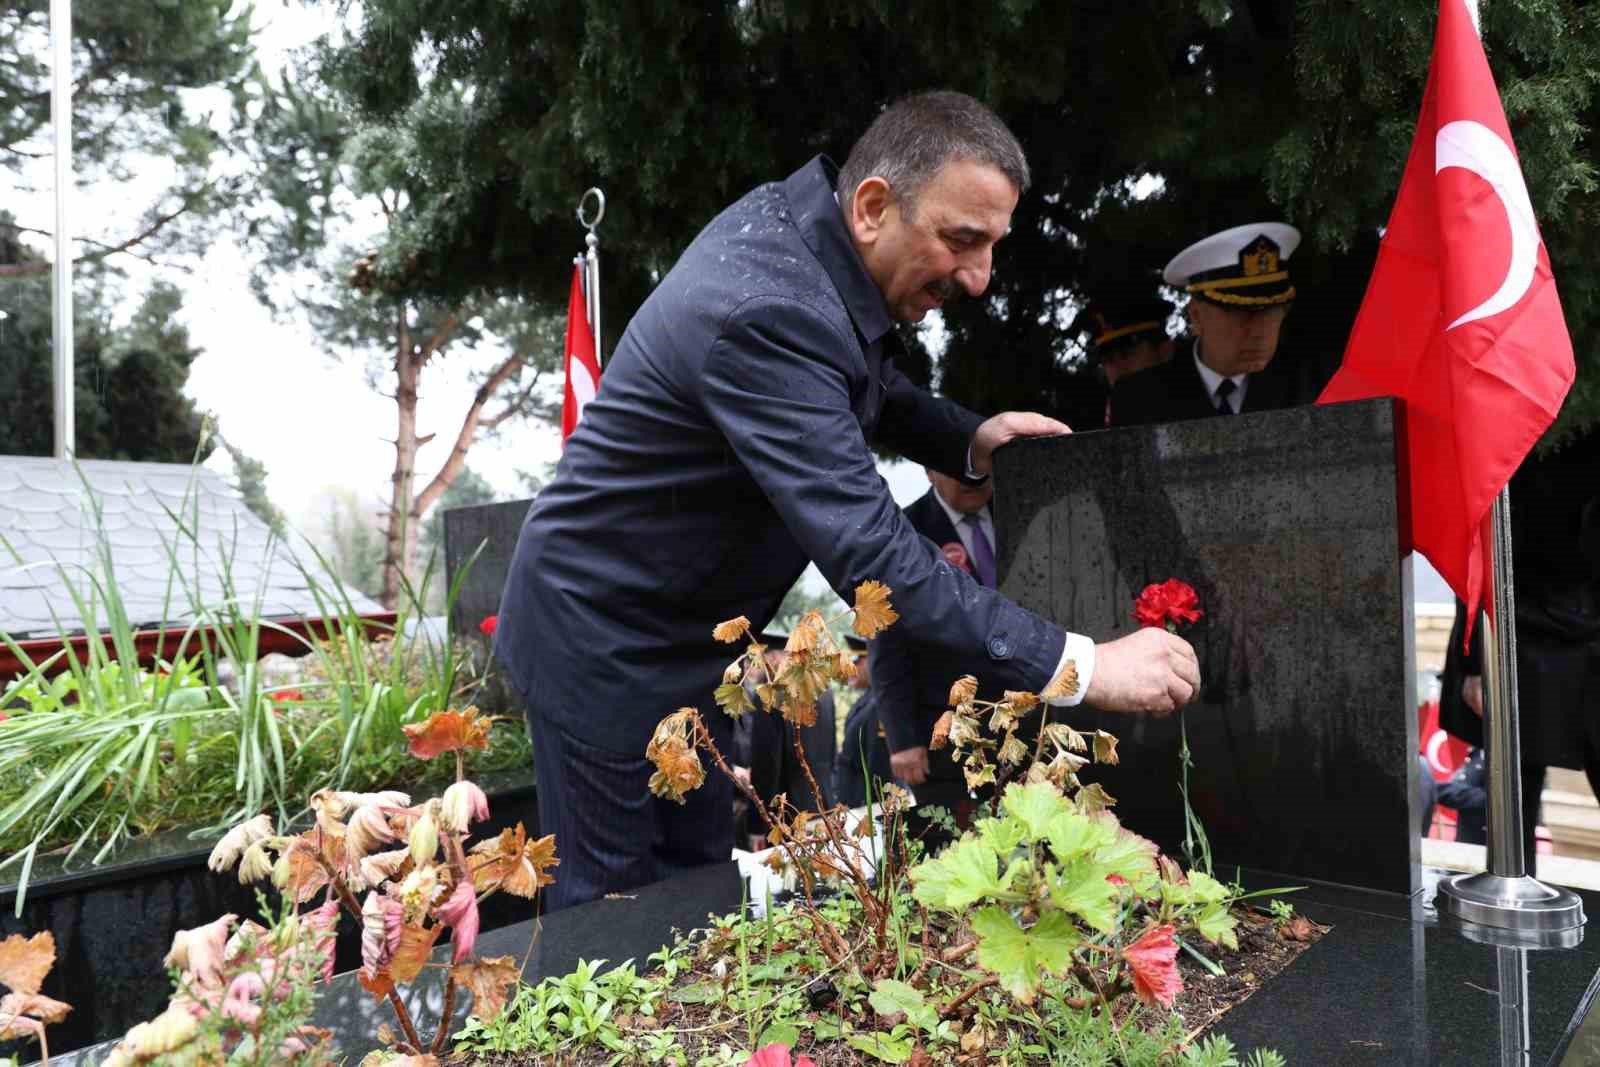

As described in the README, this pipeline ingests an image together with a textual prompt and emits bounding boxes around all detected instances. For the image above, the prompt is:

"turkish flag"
[1318,0,1575,633]
[561,262,601,445]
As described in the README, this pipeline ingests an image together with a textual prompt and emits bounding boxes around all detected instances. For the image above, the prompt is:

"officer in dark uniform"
[1112,223,1320,426]
[1066,293,1177,428]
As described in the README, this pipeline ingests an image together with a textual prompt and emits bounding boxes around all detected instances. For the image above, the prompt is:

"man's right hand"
[891,746,931,785]
[1084,628,1200,716]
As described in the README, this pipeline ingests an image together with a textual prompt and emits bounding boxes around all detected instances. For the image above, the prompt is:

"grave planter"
[0,769,537,1060]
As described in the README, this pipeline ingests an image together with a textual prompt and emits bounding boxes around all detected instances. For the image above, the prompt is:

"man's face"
[927,468,994,515]
[1188,300,1289,377]
[848,160,1019,323]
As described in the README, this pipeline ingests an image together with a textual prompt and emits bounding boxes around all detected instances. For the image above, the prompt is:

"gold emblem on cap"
[1240,235,1280,278]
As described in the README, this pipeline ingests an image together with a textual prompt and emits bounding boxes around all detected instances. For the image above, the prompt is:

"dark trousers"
[528,711,734,913]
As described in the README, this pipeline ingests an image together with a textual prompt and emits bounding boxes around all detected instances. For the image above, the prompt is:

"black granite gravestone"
[443,499,533,713]
[993,398,1419,896]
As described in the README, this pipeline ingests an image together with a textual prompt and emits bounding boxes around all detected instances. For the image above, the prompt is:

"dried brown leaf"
[851,580,899,639]
[1042,661,1080,702]
[453,955,520,1021]
[1093,730,1120,766]
[947,675,978,707]
[929,711,953,751]
[0,933,54,996]
[390,924,440,985]
[713,615,752,643]
[1004,690,1039,712]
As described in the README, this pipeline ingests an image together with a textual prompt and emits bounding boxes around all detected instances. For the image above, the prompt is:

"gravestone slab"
[444,499,533,713]
[994,398,1418,896]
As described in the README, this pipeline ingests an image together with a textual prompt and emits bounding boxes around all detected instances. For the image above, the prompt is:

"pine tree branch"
[0,199,199,277]
[478,368,545,430]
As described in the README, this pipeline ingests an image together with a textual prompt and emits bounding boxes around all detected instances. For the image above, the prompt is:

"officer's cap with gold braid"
[1072,296,1172,357]
[1163,222,1300,308]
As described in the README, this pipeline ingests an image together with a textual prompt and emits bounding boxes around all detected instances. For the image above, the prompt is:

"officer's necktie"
[1214,378,1237,415]
[964,514,997,588]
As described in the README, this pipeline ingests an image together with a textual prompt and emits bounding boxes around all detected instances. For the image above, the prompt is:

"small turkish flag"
[1318,0,1575,636]
[561,262,601,445]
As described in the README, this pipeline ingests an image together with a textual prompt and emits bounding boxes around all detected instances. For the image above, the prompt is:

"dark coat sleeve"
[870,619,930,755]
[699,297,1067,694]
[875,350,985,480]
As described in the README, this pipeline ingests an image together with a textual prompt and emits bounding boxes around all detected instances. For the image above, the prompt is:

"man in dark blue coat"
[495,91,1201,911]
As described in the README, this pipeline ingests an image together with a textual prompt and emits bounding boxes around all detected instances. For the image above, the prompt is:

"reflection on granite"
[36,863,1600,1066]
[994,400,1419,896]
[444,499,534,714]
[0,770,537,1059]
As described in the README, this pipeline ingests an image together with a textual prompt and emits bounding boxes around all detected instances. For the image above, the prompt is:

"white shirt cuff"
[1044,633,1097,707]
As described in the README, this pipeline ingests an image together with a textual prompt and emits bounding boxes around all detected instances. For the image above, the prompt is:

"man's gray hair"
[836,91,1030,220]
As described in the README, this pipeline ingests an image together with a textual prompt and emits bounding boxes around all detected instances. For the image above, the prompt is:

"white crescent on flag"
[1435,118,1540,331]
[569,356,598,415]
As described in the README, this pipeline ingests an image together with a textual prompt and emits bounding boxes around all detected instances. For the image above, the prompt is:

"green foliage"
[1,2,255,275]
[909,781,1228,1004]
[0,248,213,463]
[0,464,528,909]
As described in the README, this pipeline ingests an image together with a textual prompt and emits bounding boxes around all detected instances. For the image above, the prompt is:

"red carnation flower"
[479,615,498,637]
[1133,579,1203,632]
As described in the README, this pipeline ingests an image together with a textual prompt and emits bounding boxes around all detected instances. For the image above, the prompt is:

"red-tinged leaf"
[402,708,492,760]
[745,1044,817,1067]
[1122,923,1183,1008]
[0,932,55,995]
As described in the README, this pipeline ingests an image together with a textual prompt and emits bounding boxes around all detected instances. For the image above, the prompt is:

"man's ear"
[849,176,893,247]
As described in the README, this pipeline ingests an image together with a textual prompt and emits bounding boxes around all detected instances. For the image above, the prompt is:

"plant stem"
[430,976,457,1053]
[386,987,424,1050]
[940,975,999,1017]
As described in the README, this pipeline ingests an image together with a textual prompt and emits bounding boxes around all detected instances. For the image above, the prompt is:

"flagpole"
[1435,491,1583,940]
[577,188,605,368]
[51,0,74,460]
[1433,0,1581,941]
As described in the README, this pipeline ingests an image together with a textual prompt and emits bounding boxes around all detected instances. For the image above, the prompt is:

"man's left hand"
[971,412,1071,475]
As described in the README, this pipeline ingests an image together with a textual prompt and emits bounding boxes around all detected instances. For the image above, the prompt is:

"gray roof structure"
[0,456,383,640]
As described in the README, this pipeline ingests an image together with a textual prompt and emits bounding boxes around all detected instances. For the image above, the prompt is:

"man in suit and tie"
[494,91,1202,911]
[871,468,1008,817]
[1111,223,1319,426]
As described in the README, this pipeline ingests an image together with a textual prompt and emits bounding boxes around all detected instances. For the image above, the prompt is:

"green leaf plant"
[603,580,1287,1065]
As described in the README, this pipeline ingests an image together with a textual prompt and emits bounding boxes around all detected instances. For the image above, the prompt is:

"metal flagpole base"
[1436,871,1584,940]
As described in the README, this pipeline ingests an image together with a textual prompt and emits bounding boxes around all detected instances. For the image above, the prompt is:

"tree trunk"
[382,305,421,610]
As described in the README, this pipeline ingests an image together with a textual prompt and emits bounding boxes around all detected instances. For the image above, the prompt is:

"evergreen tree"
[233,62,565,609]
[0,223,212,463]
[0,0,254,276]
[309,0,1600,443]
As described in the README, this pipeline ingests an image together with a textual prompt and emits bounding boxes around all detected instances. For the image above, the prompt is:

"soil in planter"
[462,903,1326,1066]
